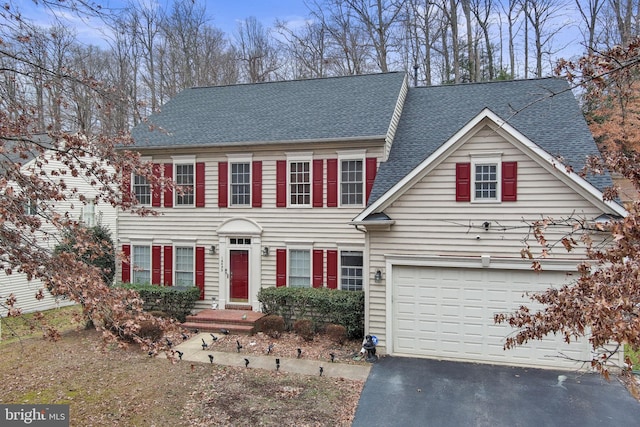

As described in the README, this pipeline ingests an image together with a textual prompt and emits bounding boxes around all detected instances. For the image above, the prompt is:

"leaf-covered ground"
[0,328,364,426]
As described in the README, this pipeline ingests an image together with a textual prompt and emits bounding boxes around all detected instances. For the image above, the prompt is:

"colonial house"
[121,73,625,369]
[0,142,117,315]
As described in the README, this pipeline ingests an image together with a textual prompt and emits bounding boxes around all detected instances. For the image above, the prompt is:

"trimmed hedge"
[118,283,200,322]
[257,287,364,339]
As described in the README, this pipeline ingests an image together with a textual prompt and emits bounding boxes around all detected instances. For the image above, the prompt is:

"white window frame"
[288,246,312,288]
[172,155,196,207]
[227,154,253,207]
[471,153,502,203]
[338,151,366,207]
[286,152,312,208]
[82,199,96,226]
[340,250,363,291]
[131,244,151,284]
[174,245,195,286]
[132,173,151,206]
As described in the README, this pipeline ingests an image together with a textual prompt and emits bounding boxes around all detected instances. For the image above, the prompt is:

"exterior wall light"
[374,270,382,283]
[209,245,216,255]
[262,246,269,256]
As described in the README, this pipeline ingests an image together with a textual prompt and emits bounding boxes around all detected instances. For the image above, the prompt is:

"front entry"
[230,250,249,301]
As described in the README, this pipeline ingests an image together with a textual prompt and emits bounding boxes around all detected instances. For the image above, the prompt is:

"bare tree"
[575,0,606,52]
[609,0,639,46]
[523,0,565,78]
[275,19,330,79]
[235,16,280,83]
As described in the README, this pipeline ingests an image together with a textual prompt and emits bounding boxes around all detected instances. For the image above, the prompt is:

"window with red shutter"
[152,245,161,284]
[252,161,262,207]
[456,162,471,202]
[121,244,131,283]
[313,249,324,288]
[218,162,228,207]
[196,162,205,207]
[152,164,161,207]
[313,159,323,207]
[365,157,377,203]
[163,246,173,286]
[195,246,205,300]
[327,159,338,207]
[327,250,338,289]
[164,163,173,207]
[276,161,287,207]
[276,249,287,286]
[502,161,518,201]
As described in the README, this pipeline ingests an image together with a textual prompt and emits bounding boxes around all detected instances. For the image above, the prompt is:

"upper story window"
[474,163,497,200]
[341,159,363,206]
[175,163,195,206]
[340,251,363,291]
[289,161,311,206]
[231,162,251,206]
[25,199,37,216]
[82,199,96,226]
[132,245,151,284]
[133,174,151,206]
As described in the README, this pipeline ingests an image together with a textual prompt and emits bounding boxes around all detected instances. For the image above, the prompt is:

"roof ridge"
[414,76,564,89]
[189,71,406,91]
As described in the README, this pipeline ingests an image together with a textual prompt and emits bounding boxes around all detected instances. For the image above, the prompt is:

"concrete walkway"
[161,333,371,381]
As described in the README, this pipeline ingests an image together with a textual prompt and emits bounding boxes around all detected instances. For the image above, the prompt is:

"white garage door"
[392,265,590,369]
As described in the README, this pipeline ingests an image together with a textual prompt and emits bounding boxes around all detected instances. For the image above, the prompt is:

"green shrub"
[258,287,364,339]
[256,314,286,338]
[293,318,315,341]
[117,283,200,322]
[325,323,347,345]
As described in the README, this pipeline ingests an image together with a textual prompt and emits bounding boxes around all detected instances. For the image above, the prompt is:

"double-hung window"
[175,163,195,206]
[474,164,497,200]
[25,199,37,216]
[231,162,251,206]
[340,159,363,206]
[340,251,363,291]
[289,161,310,206]
[82,199,96,226]
[132,245,151,284]
[289,249,311,287]
[175,246,194,285]
[133,174,151,205]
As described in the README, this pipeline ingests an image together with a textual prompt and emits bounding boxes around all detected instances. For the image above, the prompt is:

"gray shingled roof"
[131,72,407,147]
[368,77,612,205]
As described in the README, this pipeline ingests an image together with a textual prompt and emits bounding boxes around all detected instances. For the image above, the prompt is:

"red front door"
[230,250,249,301]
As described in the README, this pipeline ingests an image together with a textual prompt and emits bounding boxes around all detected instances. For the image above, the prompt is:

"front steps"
[182,308,264,335]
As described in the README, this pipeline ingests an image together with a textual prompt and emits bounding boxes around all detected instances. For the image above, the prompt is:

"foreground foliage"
[496,39,640,377]
[118,283,200,322]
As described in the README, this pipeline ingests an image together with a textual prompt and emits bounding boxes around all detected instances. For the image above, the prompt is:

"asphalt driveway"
[352,356,640,427]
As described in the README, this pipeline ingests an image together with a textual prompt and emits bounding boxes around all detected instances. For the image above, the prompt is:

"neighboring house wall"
[364,120,620,368]
[0,154,117,315]
[118,143,383,310]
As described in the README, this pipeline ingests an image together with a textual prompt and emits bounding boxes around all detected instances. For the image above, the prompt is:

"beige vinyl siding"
[117,142,384,303]
[366,126,614,351]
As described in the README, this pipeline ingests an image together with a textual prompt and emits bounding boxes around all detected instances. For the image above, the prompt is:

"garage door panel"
[392,266,590,369]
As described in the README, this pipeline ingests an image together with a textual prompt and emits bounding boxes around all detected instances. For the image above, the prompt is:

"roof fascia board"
[354,108,626,222]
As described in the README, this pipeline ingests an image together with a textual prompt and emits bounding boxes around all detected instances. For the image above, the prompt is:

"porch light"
[262,246,269,257]
[374,270,382,283]
[209,245,216,255]
[483,221,491,231]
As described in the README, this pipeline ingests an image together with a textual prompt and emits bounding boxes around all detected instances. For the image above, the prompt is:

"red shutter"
[218,162,228,208]
[456,162,471,202]
[252,161,262,207]
[276,160,287,207]
[327,250,338,289]
[163,246,173,286]
[313,159,324,207]
[195,246,205,300]
[196,162,205,207]
[313,249,324,288]
[502,161,518,202]
[152,163,161,207]
[122,172,131,205]
[121,244,131,283]
[365,157,377,203]
[164,163,173,207]
[276,249,287,287]
[327,159,338,207]
[152,245,161,285]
